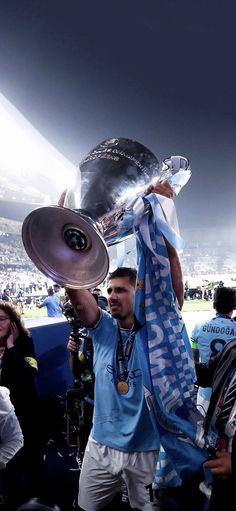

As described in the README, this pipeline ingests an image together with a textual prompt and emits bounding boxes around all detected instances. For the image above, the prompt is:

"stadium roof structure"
[0,93,78,221]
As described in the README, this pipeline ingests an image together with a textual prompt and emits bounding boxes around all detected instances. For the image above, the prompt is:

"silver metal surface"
[22,138,160,288]
[22,206,109,289]
[21,137,190,288]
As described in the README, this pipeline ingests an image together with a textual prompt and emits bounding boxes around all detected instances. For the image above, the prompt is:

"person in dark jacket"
[1,290,12,303]
[195,338,236,510]
[92,288,108,311]
[0,301,48,507]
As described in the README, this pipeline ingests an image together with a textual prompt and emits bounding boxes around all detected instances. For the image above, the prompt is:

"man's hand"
[203,451,232,479]
[144,182,184,308]
[67,336,79,353]
[144,181,174,199]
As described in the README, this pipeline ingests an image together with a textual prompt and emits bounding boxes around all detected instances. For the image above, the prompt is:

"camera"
[62,300,82,340]
[62,300,93,371]
[62,299,94,447]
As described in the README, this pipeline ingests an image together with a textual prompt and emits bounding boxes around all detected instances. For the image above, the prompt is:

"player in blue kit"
[191,286,236,415]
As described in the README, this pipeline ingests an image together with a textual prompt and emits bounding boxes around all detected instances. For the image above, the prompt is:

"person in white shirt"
[0,385,23,508]
[0,385,23,470]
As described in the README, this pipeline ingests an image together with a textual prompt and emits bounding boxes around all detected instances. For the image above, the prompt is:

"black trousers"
[206,478,233,511]
[149,472,208,511]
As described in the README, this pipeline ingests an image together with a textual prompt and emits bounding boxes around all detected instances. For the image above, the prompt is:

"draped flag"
[116,240,126,267]
[133,193,209,488]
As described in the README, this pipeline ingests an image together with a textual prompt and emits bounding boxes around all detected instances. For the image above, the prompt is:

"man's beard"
[110,311,121,319]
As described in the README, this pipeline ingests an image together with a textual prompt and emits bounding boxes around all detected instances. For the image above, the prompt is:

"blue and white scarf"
[133,193,208,488]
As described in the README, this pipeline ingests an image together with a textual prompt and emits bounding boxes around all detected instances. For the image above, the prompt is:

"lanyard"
[117,326,136,382]
[115,319,141,394]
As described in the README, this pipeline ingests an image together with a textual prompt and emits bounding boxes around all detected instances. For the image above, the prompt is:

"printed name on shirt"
[202,325,236,335]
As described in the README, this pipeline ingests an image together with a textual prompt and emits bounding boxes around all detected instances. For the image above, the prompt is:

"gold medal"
[117,380,129,394]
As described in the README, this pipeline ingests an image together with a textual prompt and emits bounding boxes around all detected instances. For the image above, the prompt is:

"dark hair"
[0,301,30,337]
[91,292,99,303]
[213,286,236,314]
[108,267,137,288]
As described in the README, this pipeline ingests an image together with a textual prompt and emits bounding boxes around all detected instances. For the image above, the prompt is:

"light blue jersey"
[42,295,62,317]
[191,314,236,410]
[87,311,159,452]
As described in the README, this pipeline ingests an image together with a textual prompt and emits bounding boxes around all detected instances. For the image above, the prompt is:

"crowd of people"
[0,225,62,313]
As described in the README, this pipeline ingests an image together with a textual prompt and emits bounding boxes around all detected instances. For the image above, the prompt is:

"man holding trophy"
[22,138,209,510]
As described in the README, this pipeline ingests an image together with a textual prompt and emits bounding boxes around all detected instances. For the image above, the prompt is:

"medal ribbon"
[117,326,136,383]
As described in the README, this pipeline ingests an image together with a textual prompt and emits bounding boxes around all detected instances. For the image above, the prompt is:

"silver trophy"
[22,138,191,289]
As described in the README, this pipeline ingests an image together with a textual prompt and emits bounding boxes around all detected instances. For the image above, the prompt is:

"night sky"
[0,0,236,230]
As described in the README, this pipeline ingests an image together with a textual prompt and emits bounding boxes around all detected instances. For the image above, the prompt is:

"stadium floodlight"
[0,93,78,207]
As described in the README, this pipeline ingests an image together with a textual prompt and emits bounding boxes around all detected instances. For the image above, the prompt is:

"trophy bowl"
[22,137,190,289]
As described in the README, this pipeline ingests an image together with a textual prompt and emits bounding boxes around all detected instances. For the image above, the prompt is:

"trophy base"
[22,206,109,289]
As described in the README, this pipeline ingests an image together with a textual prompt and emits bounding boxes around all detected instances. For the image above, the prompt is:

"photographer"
[63,299,94,468]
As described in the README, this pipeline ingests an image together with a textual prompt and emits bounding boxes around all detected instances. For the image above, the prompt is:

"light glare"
[0,93,78,205]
